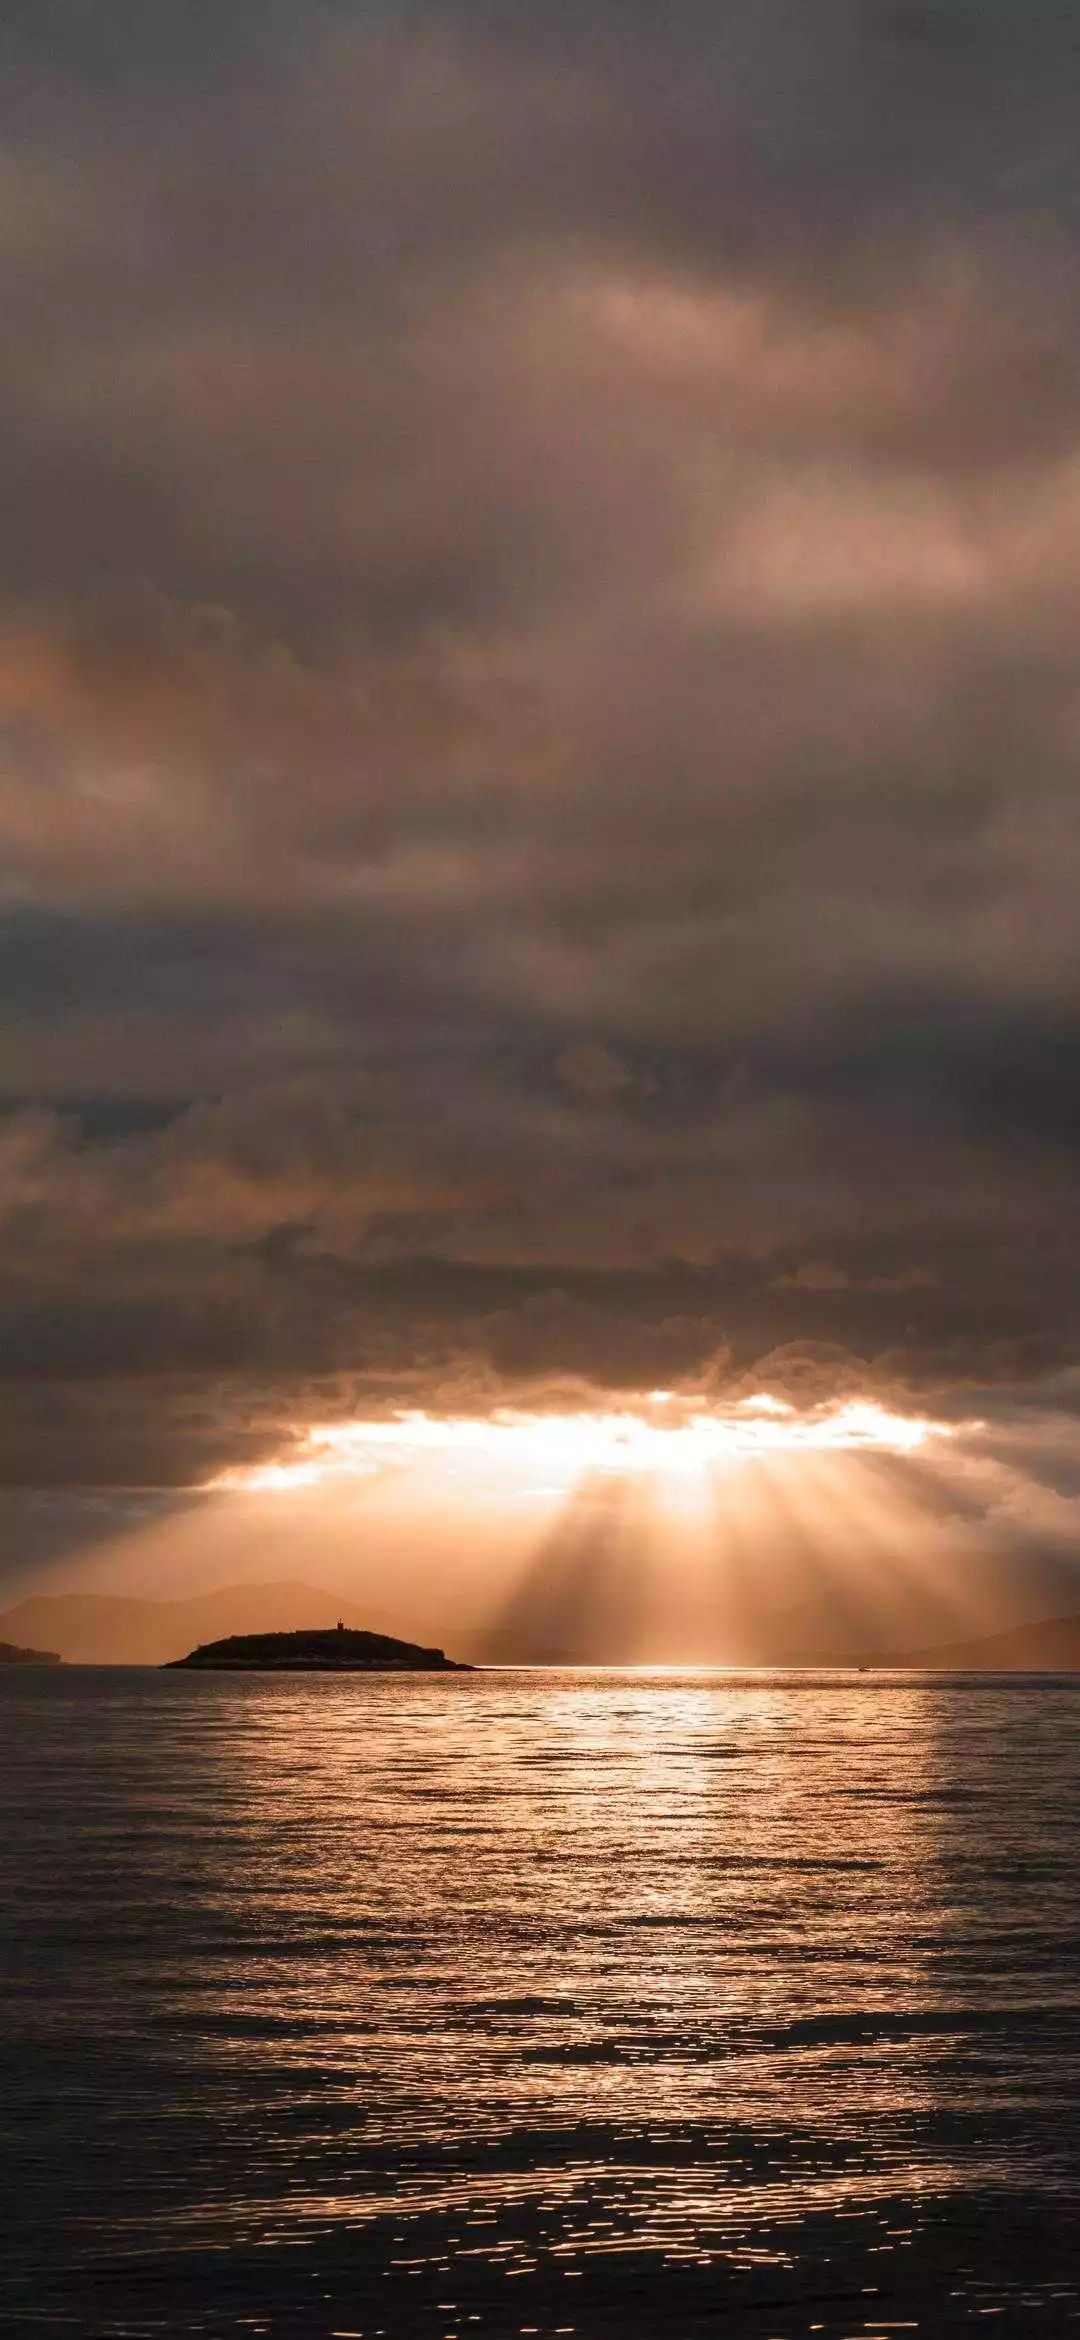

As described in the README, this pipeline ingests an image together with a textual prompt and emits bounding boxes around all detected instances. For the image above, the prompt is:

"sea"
[3,1666,1080,2337]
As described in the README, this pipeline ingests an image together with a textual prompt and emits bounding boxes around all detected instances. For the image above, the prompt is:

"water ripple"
[2,1667,1080,2334]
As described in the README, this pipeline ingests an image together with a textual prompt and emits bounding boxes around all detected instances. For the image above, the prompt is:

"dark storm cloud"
[3,0,1080,1513]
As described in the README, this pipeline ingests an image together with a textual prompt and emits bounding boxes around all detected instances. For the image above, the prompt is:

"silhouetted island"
[0,1638,61,1665]
[165,1626,473,1672]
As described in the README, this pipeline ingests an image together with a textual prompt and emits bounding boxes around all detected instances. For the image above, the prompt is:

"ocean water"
[3,1668,1080,2337]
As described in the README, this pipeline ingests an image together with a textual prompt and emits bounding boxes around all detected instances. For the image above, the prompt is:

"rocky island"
[0,1638,61,1665]
[165,1625,473,1671]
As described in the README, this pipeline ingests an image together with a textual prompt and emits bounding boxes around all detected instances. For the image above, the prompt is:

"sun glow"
[210,1393,950,1496]
[61,1386,1005,1673]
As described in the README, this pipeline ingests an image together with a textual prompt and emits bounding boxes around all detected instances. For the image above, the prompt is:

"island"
[164,1625,473,1672]
[0,1638,61,1665]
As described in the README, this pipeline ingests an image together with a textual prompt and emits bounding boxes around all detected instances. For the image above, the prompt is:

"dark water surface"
[4,1668,1080,2337]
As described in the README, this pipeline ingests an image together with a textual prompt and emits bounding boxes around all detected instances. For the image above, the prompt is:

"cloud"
[1,0,1080,1532]
[553,1043,632,1106]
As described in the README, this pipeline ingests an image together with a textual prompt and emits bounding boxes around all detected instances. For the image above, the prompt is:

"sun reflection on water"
[87,1669,1078,2335]
[7,1668,1080,2333]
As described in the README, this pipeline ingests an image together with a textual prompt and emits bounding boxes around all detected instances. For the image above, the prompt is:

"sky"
[4,2,1080,1643]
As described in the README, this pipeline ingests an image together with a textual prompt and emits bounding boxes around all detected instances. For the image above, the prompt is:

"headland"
[165,1626,473,1672]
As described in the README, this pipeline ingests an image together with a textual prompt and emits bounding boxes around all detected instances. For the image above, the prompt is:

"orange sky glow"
[208,1392,955,1495]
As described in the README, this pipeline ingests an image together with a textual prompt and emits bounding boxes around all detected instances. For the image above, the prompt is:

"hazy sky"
[4,3,1080,1610]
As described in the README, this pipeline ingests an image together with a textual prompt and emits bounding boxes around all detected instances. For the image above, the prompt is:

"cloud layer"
[3,2,1080,1553]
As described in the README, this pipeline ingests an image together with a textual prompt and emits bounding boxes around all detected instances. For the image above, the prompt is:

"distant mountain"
[9,1579,1079,1670]
[167,1627,471,1672]
[0,1637,60,1665]
[887,1613,1080,1670]
[0,1583,402,1666]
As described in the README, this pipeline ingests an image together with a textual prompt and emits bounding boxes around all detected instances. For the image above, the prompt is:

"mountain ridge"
[883,1611,1080,1671]
[6,1583,1080,1670]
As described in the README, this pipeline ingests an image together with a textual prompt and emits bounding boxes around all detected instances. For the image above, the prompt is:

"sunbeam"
[25,1392,1078,1668]
[195,1391,984,1662]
